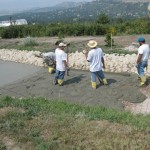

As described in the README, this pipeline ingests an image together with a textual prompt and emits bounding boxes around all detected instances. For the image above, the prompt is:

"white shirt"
[138,44,150,62]
[42,52,55,60]
[55,48,59,57]
[87,48,103,72]
[55,48,67,71]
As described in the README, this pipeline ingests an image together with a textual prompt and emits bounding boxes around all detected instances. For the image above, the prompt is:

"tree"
[115,17,124,24]
[97,13,110,24]
[105,33,114,47]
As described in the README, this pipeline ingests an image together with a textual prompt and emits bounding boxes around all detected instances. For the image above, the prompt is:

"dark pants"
[55,69,65,80]
[90,70,105,82]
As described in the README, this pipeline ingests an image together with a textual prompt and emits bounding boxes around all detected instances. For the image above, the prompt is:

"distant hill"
[26,2,85,13]
[0,0,149,24]
[122,0,149,3]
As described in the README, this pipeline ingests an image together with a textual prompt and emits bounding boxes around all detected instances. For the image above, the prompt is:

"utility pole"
[109,27,115,50]
[111,33,112,50]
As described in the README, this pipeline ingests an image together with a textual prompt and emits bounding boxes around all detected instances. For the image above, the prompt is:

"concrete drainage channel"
[0,60,41,87]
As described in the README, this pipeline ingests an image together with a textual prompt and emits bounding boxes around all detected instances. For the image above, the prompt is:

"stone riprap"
[0,49,150,76]
[69,51,150,76]
[0,49,43,67]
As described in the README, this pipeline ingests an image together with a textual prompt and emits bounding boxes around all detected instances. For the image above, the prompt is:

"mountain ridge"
[0,0,149,23]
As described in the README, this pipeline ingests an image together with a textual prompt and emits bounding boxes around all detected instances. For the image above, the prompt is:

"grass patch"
[100,45,137,55]
[0,39,137,55]
[23,37,39,47]
[0,141,6,150]
[103,48,137,55]
[0,96,150,149]
[67,43,137,55]
[0,42,54,52]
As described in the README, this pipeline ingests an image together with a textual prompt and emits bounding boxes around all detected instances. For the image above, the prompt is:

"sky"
[0,0,92,12]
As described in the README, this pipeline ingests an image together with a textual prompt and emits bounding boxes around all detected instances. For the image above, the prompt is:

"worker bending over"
[41,52,56,74]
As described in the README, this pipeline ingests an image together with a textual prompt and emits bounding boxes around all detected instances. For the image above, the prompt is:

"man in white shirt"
[136,37,150,86]
[83,40,108,89]
[54,42,68,86]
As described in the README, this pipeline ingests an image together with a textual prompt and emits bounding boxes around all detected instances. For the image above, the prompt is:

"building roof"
[0,19,28,27]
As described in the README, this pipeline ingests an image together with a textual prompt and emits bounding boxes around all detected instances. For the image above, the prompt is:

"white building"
[0,19,28,27]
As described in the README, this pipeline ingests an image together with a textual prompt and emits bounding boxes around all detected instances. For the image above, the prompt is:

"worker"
[136,37,150,86]
[41,52,56,74]
[54,42,68,86]
[83,40,108,89]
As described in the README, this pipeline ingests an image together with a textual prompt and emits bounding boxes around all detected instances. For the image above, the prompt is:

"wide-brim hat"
[59,42,67,47]
[87,40,97,48]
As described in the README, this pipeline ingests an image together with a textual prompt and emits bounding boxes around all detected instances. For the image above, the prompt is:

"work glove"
[82,49,87,54]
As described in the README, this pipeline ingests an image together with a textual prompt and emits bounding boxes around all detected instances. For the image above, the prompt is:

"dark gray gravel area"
[0,61,146,111]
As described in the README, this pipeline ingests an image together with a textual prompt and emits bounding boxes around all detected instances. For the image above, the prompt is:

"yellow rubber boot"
[58,79,64,86]
[91,82,97,89]
[48,67,54,74]
[102,78,108,85]
[140,75,146,86]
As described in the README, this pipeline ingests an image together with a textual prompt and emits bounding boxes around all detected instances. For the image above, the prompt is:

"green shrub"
[23,36,38,47]
[105,33,114,47]
[0,142,6,150]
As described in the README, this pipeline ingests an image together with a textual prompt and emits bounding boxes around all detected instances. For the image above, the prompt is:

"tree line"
[0,17,150,39]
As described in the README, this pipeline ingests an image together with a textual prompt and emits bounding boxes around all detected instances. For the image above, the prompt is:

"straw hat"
[59,42,67,47]
[87,40,97,48]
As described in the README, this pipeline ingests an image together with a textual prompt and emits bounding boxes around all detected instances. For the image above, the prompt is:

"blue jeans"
[55,70,65,80]
[137,61,148,77]
[91,70,105,82]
